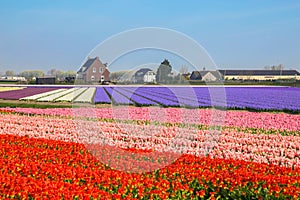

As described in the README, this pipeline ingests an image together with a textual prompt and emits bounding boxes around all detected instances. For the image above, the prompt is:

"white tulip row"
[19,87,98,103]
[73,87,96,103]
[55,88,88,102]
[20,89,67,101]
[37,88,79,102]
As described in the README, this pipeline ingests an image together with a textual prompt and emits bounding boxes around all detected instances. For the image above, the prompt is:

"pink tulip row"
[1,112,300,168]
[2,107,299,132]
[0,113,79,142]
[208,130,300,168]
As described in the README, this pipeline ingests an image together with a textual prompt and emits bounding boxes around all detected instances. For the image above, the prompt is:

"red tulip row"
[1,134,300,199]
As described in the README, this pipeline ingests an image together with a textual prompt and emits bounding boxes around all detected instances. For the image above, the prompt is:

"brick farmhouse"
[77,57,110,83]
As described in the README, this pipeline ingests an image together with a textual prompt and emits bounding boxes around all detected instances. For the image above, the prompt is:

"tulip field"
[0,85,300,199]
[0,86,299,111]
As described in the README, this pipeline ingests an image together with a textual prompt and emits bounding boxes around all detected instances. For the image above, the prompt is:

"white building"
[218,70,300,81]
[143,71,156,83]
[201,71,222,82]
[1,76,26,81]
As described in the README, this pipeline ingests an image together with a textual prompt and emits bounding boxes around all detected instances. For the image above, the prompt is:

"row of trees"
[1,70,45,80]
[20,70,45,80]
[1,69,76,81]
[47,69,76,80]
[263,64,284,70]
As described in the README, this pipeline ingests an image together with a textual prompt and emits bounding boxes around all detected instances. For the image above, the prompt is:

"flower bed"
[74,87,96,103]
[2,86,299,112]
[0,87,59,100]
[2,107,299,132]
[0,106,299,198]
[1,133,300,199]
[0,86,24,92]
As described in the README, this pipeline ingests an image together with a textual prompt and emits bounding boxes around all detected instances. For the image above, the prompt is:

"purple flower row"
[94,86,300,111]
[0,86,298,111]
[143,87,212,107]
[120,87,180,107]
[112,87,158,106]
[0,87,59,100]
[103,87,133,105]
[94,87,110,103]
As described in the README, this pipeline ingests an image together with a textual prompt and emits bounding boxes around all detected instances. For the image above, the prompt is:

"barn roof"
[218,70,300,76]
[190,71,223,80]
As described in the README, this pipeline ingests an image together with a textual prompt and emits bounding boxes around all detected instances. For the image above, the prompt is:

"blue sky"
[0,0,300,73]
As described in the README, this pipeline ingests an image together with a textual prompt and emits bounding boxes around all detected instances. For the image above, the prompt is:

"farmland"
[0,85,299,199]
[0,85,299,112]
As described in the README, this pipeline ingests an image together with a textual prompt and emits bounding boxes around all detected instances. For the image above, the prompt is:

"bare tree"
[264,65,270,70]
[109,71,130,82]
[264,64,284,71]
[276,64,284,71]
[47,68,57,76]
[179,65,189,74]
[271,65,276,70]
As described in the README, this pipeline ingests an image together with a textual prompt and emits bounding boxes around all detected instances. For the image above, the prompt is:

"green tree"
[55,70,65,80]
[5,70,14,76]
[20,70,44,80]
[64,70,76,77]
[110,70,132,82]
[179,65,189,74]
[156,59,172,83]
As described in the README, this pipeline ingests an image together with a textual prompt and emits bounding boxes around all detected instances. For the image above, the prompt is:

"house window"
[93,67,96,73]
[99,67,103,73]
[91,76,95,81]
[101,75,104,81]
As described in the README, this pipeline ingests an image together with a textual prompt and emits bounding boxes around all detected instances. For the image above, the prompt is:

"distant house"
[133,68,152,83]
[190,71,202,80]
[218,70,300,81]
[201,71,223,82]
[190,71,222,82]
[181,73,191,80]
[143,70,156,83]
[77,57,110,83]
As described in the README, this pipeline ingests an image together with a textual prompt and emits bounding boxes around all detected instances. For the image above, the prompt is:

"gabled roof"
[134,68,152,78]
[77,57,98,73]
[190,71,202,80]
[190,71,223,80]
[218,70,300,76]
[202,71,223,79]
